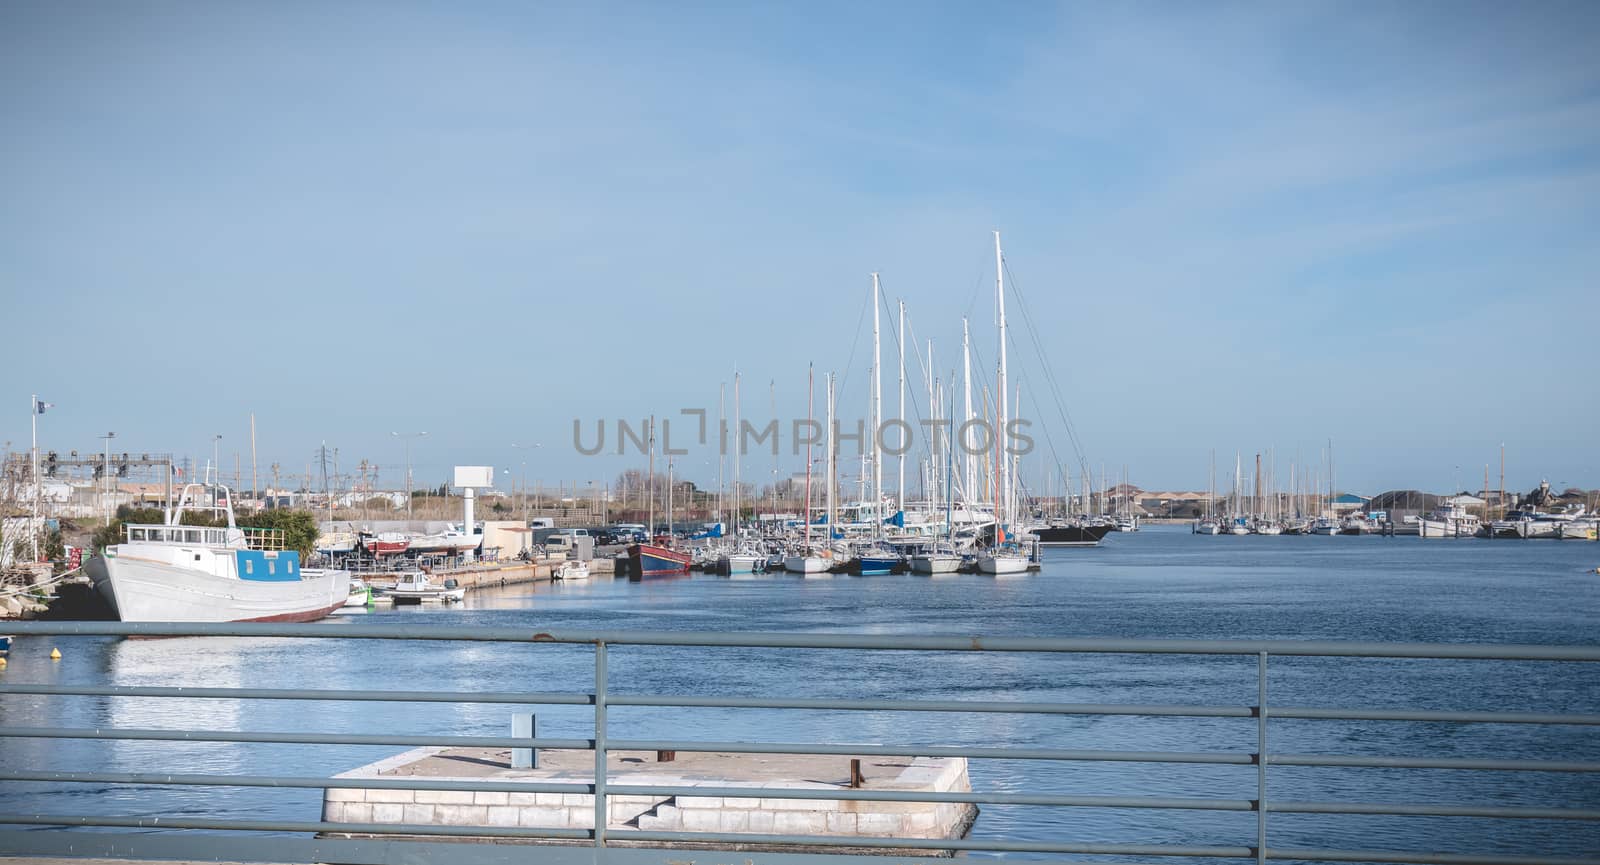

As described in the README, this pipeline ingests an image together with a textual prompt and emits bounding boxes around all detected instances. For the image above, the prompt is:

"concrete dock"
[323,747,976,854]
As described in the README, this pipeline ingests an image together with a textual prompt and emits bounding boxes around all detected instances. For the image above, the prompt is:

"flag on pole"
[35,400,53,414]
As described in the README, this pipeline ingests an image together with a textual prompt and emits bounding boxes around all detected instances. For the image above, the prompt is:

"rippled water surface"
[3,526,1598,860]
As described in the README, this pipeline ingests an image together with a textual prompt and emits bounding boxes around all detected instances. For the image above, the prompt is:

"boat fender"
[50,648,61,660]
[0,657,7,670]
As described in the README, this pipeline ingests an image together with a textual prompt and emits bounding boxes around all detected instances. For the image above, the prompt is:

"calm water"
[3,525,1598,861]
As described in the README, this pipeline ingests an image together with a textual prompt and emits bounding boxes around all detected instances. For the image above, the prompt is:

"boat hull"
[976,553,1029,574]
[628,544,691,579]
[783,555,831,573]
[87,555,348,623]
[719,554,763,574]
[1418,518,1478,539]
[1031,524,1114,546]
[908,554,962,574]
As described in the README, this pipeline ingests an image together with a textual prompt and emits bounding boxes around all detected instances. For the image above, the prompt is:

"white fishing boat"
[1418,502,1481,539]
[87,482,349,623]
[553,560,590,580]
[386,571,464,604]
[1194,519,1221,535]
[1309,518,1341,535]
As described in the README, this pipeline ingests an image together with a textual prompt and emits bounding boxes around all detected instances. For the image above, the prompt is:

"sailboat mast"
[994,230,1009,533]
[803,364,814,551]
[733,372,741,536]
[826,372,836,546]
[897,298,906,518]
[962,317,974,508]
[647,415,655,537]
[927,339,935,503]
[872,274,883,530]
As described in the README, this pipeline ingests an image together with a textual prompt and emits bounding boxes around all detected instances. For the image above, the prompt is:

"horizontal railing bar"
[1266,846,1600,865]
[608,783,1255,811]
[1267,800,1600,820]
[11,682,1594,727]
[621,829,1251,856]
[10,620,1600,660]
[608,694,1255,718]
[0,770,595,795]
[0,830,966,865]
[0,726,592,750]
[0,682,594,705]
[608,738,1254,764]
[1271,753,1600,772]
[0,813,592,839]
[1271,706,1600,725]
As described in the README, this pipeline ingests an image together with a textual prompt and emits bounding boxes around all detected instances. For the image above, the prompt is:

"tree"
[241,509,320,558]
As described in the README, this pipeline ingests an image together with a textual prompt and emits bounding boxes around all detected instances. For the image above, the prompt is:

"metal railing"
[0,622,1597,865]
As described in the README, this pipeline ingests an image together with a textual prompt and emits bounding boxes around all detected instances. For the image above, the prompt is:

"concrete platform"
[323,747,976,854]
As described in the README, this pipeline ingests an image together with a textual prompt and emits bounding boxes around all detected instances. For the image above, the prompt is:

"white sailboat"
[785,364,832,574]
[975,231,1030,577]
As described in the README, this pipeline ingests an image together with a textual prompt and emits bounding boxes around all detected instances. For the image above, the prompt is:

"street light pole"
[213,434,223,487]
[393,431,428,520]
[511,443,541,523]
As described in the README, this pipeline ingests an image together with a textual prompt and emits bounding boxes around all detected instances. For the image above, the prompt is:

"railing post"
[594,640,608,848]
[1257,650,1268,865]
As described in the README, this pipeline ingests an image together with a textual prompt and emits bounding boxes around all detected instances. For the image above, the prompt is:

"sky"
[3,1,1598,498]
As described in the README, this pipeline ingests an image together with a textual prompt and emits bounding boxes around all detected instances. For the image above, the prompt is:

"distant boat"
[87,482,349,623]
[908,542,963,574]
[1309,517,1340,535]
[360,531,410,557]
[628,543,691,579]
[408,526,482,555]
[316,531,359,555]
[343,579,373,607]
[1194,519,1221,535]
[1253,521,1283,536]
[1418,502,1480,539]
[717,551,763,574]
[554,560,590,581]
[976,548,1029,575]
[783,552,832,574]
[386,571,464,604]
[0,635,12,654]
[1031,523,1114,546]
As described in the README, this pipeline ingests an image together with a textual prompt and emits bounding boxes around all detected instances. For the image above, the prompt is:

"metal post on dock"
[1256,651,1268,865]
[511,713,537,769]
[593,641,608,847]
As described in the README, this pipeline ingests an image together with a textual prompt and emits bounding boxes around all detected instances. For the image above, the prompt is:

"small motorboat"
[553,560,590,581]
[343,579,373,607]
[0,635,12,654]
[386,572,465,605]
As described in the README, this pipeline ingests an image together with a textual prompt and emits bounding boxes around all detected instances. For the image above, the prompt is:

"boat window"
[128,528,143,542]
[185,529,201,543]
[268,561,276,575]
[244,560,253,575]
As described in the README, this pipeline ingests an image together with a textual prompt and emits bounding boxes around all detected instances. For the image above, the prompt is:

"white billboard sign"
[453,466,494,488]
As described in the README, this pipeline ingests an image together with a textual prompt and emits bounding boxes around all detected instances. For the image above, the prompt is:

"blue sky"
[4,1,1598,497]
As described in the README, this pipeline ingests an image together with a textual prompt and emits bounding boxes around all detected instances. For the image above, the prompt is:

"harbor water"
[3,525,1598,859]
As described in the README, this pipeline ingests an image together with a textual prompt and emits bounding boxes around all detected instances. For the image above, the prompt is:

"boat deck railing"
[0,623,1597,865]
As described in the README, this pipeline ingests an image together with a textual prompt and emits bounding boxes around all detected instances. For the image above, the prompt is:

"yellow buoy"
[0,657,8,670]
[50,648,61,660]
